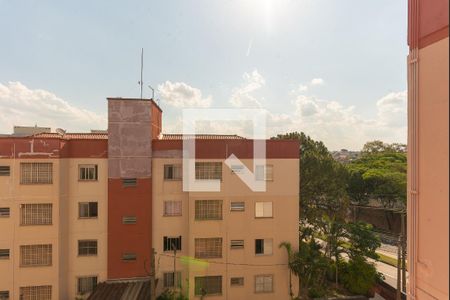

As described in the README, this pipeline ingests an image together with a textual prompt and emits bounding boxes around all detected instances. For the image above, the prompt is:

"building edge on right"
[407,0,449,299]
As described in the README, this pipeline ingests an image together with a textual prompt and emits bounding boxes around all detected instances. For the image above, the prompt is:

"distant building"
[0,98,300,299]
[331,149,360,163]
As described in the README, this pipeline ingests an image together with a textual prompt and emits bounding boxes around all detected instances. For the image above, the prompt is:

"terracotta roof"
[87,278,150,300]
[161,134,245,140]
[32,132,108,140]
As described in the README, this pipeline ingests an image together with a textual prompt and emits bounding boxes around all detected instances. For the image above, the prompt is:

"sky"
[0,0,408,150]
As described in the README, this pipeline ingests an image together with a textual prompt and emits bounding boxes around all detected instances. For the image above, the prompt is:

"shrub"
[340,257,378,296]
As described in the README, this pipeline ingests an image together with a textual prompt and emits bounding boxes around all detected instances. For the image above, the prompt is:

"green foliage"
[340,257,379,296]
[156,289,188,300]
[346,222,381,260]
[347,141,406,209]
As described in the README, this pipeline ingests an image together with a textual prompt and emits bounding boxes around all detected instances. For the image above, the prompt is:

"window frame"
[255,202,273,218]
[78,164,98,181]
[78,240,98,257]
[195,200,223,220]
[19,286,52,300]
[163,236,182,252]
[195,162,222,180]
[163,201,182,217]
[163,271,182,288]
[230,240,244,250]
[0,207,10,218]
[164,164,182,180]
[194,276,222,296]
[0,165,10,176]
[20,203,52,226]
[255,239,273,256]
[254,274,274,293]
[78,202,98,219]
[20,162,53,185]
[20,244,52,267]
[195,238,222,259]
[255,164,274,181]
[77,276,98,295]
[230,202,245,212]
[230,277,244,287]
[0,249,10,260]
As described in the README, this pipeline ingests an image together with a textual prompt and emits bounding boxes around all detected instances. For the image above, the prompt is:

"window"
[255,239,273,256]
[20,244,52,267]
[20,163,53,184]
[230,240,244,250]
[0,249,9,259]
[0,291,9,300]
[0,166,10,176]
[163,272,182,288]
[122,253,137,261]
[230,202,245,212]
[77,276,97,295]
[195,162,222,180]
[230,277,244,286]
[255,165,273,181]
[163,201,182,216]
[20,204,52,225]
[79,202,98,218]
[194,276,222,296]
[230,164,244,174]
[255,202,273,218]
[122,216,137,224]
[19,285,51,300]
[78,240,97,256]
[195,200,222,220]
[79,164,98,181]
[195,238,222,259]
[255,275,273,293]
[0,207,10,217]
[122,178,137,187]
[163,236,182,252]
[164,164,182,180]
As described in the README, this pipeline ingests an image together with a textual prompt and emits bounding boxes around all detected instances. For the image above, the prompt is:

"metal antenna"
[139,48,144,99]
[148,85,155,100]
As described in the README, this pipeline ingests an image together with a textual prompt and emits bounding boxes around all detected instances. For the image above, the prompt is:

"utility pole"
[401,211,407,293]
[396,236,402,300]
[150,248,156,300]
[172,242,177,290]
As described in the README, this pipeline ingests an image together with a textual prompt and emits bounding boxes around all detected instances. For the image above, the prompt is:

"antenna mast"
[140,48,144,99]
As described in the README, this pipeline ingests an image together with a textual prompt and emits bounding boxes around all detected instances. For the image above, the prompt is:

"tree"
[340,257,379,296]
[346,222,381,260]
[279,242,294,298]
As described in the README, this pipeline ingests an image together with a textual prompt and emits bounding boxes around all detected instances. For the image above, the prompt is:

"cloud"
[229,70,265,108]
[0,82,106,134]
[310,78,325,85]
[158,81,212,108]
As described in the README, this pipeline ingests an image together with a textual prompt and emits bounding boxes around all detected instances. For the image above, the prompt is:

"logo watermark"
[182,108,267,192]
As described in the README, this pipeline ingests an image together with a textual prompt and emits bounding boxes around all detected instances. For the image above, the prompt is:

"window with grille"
[195,200,222,220]
[0,249,9,259]
[163,236,182,252]
[163,272,182,288]
[255,202,273,218]
[0,207,10,217]
[19,285,52,300]
[195,162,222,180]
[122,253,137,261]
[20,163,53,184]
[230,202,245,212]
[230,277,244,286]
[122,216,137,224]
[255,275,273,293]
[79,202,98,218]
[20,244,52,267]
[195,238,222,259]
[77,276,97,295]
[164,164,182,180]
[230,240,244,250]
[78,240,97,256]
[0,166,10,176]
[195,276,222,296]
[0,291,9,300]
[20,204,52,225]
[163,201,182,216]
[255,239,273,256]
[255,165,273,181]
[79,165,98,181]
[122,178,137,187]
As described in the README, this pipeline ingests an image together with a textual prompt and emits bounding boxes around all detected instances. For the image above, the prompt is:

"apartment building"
[0,98,299,300]
[407,0,449,299]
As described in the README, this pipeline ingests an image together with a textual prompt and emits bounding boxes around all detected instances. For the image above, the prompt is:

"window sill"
[163,214,182,217]
[20,223,53,226]
[78,217,98,220]
[78,180,98,182]
[20,264,52,268]
[77,255,98,257]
